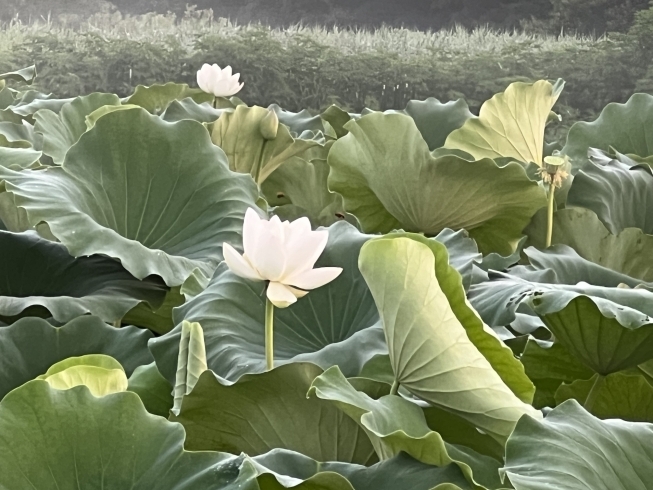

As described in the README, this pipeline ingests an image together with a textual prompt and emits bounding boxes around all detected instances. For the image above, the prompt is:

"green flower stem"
[546,181,555,248]
[390,378,400,396]
[213,96,218,109]
[583,375,605,413]
[265,297,275,371]
[112,319,121,329]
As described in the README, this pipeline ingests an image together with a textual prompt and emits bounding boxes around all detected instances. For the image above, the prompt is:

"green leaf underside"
[358,237,541,444]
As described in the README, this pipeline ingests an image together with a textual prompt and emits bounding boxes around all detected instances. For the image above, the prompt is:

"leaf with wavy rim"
[0,316,154,400]
[33,92,121,164]
[0,108,259,286]
[0,381,248,489]
[563,93,653,169]
[172,363,376,465]
[444,79,564,165]
[502,400,653,490]
[0,230,166,324]
[328,112,546,255]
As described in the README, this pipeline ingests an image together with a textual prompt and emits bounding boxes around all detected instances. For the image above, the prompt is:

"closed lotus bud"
[259,109,279,140]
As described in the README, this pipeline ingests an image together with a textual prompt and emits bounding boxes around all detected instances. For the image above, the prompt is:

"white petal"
[247,219,287,281]
[286,267,343,291]
[282,229,329,279]
[197,67,212,94]
[223,65,233,77]
[242,207,263,257]
[267,281,298,308]
[223,243,263,281]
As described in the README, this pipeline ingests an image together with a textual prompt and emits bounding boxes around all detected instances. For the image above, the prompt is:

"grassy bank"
[0,10,647,138]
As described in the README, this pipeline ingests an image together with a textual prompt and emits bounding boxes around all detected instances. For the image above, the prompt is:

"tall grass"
[0,8,603,59]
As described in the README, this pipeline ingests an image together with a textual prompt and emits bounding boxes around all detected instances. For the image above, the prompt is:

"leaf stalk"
[265,297,275,371]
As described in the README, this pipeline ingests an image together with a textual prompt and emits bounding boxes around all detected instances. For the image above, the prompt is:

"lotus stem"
[390,378,400,396]
[583,375,605,413]
[265,297,275,371]
[546,181,555,248]
[213,96,218,109]
[112,319,121,328]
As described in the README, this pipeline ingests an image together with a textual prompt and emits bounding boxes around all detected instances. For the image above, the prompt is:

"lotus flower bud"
[259,109,279,141]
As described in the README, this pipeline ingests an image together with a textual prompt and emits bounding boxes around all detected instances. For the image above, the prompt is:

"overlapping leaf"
[328,112,546,255]
[0,230,167,324]
[358,237,541,443]
[0,108,259,286]
[172,363,376,465]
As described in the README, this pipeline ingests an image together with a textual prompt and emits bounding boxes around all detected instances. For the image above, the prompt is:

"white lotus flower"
[196,64,244,98]
[223,208,343,308]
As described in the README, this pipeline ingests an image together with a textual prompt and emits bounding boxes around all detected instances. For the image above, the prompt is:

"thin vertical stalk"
[265,297,275,371]
[583,375,605,413]
[390,379,400,396]
[546,181,555,247]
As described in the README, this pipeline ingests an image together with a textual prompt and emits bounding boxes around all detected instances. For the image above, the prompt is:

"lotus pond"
[0,65,652,489]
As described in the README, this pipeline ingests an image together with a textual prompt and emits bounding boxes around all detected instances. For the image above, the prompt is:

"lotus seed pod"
[259,109,279,140]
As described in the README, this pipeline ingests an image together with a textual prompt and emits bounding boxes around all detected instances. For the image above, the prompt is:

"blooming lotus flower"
[223,208,343,308]
[196,64,244,98]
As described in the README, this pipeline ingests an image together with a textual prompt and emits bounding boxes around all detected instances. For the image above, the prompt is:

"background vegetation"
[1,3,653,139]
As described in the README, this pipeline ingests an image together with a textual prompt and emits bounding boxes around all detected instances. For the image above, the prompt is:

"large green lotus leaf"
[0,120,36,148]
[328,112,546,255]
[33,92,121,164]
[555,372,653,422]
[524,207,653,283]
[468,249,653,331]
[269,104,326,135]
[0,65,36,84]
[0,316,154,399]
[150,222,384,383]
[7,92,73,117]
[37,354,129,397]
[309,366,502,490]
[162,97,224,123]
[128,362,174,417]
[126,82,214,114]
[0,108,259,286]
[0,230,166,324]
[358,237,541,443]
[444,79,564,166]
[524,244,652,289]
[389,232,534,404]
[252,449,472,490]
[172,363,376,465]
[211,105,320,185]
[520,339,593,409]
[262,157,350,228]
[528,294,653,374]
[0,381,250,489]
[0,146,41,169]
[502,399,653,490]
[566,157,653,234]
[563,93,653,169]
[391,97,473,151]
